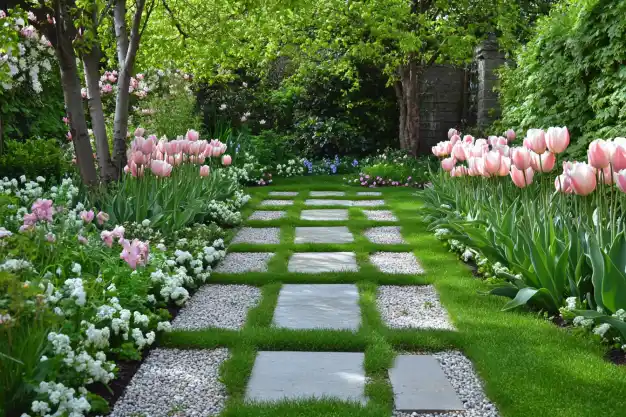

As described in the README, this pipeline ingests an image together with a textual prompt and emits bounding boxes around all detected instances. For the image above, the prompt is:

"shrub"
[0,139,71,181]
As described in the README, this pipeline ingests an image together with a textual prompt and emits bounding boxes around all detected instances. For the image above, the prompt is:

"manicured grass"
[162,176,626,417]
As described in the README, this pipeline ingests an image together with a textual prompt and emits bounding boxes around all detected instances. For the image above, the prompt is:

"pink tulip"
[600,167,616,185]
[150,160,173,177]
[610,139,626,171]
[450,134,461,145]
[505,129,516,141]
[483,151,501,175]
[463,135,474,145]
[616,170,626,193]
[200,165,210,177]
[448,128,459,139]
[511,147,531,170]
[570,163,597,196]
[96,211,109,225]
[498,157,511,176]
[80,210,94,224]
[78,235,88,245]
[510,166,534,188]
[496,137,508,147]
[222,154,233,166]
[555,174,573,193]
[134,127,145,137]
[588,139,611,169]
[32,199,54,222]
[545,127,570,154]
[120,238,149,270]
[526,129,547,154]
[475,138,488,148]
[142,137,155,154]
[186,130,199,141]
[530,151,556,172]
[441,157,456,172]
[452,144,466,161]
[101,230,114,248]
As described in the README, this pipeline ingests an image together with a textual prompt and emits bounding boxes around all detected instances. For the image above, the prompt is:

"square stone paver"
[370,252,423,274]
[248,210,286,221]
[301,209,349,221]
[295,226,353,244]
[353,200,385,207]
[269,191,299,196]
[363,210,398,222]
[214,252,274,273]
[273,284,360,330]
[364,226,405,244]
[288,252,358,273]
[310,191,346,196]
[246,351,366,403]
[260,199,294,206]
[232,227,280,244]
[305,199,353,207]
[357,191,382,196]
[389,355,464,412]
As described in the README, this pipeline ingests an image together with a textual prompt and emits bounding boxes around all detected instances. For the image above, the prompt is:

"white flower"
[141,219,151,227]
[565,297,577,311]
[36,176,45,183]
[71,262,82,276]
[592,323,611,338]
[219,103,227,110]
[259,119,266,125]
[157,321,172,332]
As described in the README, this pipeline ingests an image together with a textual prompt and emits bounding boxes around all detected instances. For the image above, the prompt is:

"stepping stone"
[260,199,294,206]
[363,210,398,222]
[301,209,349,221]
[357,191,382,196]
[389,355,464,412]
[310,191,346,196]
[364,226,405,244]
[232,227,280,244]
[214,252,274,273]
[305,199,353,206]
[353,200,385,207]
[295,226,353,244]
[248,210,286,221]
[269,191,299,196]
[172,285,261,330]
[273,284,360,330]
[246,351,366,403]
[377,285,454,330]
[370,252,423,274]
[288,252,358,273]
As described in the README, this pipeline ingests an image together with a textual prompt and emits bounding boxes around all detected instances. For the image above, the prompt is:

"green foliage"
[499,0,626,159]
[0,139,71,181]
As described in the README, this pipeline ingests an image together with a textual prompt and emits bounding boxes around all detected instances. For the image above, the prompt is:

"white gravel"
[111,348,229,417]
[305,199,353,206]
[172,285,261,330]
[310,191,346,196]
[269,191,299,196]
[394,351,500,417]
[364,226,405,244]
[260,199,294,206]
[232,227,280,244]
[214,252,274,273]
[353,200,385,207]
[363,210,398,222]
[357,191,382,196]
[370,252,423,274]
[248,210,286,220]
[377,285,454,330]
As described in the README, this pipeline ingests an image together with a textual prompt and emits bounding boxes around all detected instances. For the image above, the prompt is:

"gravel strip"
[260,199,294,206]
[214,252,274,273]
[172,285,261,330]
[248,210,286,220]
[310,191,346,196]
[269,191,299,196]
[364,226,405,244]
[111,348,229,417]
[357,191,382,196]
[305,199,353,206]
[370,252,423,274]
[394,351,499,417]
[363,210,398,222]
[377,285,455,330]
[353,200,385,207]
[232,227,280,244]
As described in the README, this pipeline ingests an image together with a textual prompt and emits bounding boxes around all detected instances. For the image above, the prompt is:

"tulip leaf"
[608,232,626,275]
[585,232,606,311]
[489,284,520,300]
[600,251,626,313]
[502,287,557,312]
[574,310,626,340]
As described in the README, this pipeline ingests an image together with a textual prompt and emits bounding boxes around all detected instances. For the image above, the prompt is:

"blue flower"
[330,164,337,174]
[352,159,358,167]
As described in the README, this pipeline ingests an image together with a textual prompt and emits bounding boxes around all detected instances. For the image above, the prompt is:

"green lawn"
[162,175,626,417]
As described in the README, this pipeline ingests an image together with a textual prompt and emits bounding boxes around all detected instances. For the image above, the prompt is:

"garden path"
[110,182,499,417]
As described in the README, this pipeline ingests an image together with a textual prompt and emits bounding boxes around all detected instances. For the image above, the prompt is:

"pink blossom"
[570,162,597,196]
[222,154,232,166]
[46,233,56,243]
[450,134,461,145]
[510,166,534,188]
[186,130,200,141]
[150,160,173,177]
[80,210,94,224]
[441,157,456,172]
[78,235,88,245]
[200,165,211,177]
[545,127,570,154]
[498,157,511,176]
[588,139,611,169]
[31,199,54,222]
[611,139,626,171]
[134,127,146,137]
[448,128,459,139]
[101,231,114,248]
[530,151,556,172]
[526,129,547,154]
[555,174,573,194]
[511,147,531,170]
[616,170,626,193]
[505,129,516,141]
[96,211,109,225]
[463,135,474,145]
[120,238,149,269]
[483,151,501,175]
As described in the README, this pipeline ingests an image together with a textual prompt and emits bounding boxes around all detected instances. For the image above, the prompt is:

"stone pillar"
[475,35,505,128]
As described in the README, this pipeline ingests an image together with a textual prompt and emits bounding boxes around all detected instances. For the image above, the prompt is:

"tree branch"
[140,0,157,38]
[162,0,189,38]
[114,0,129,66]
[97,0,115,27]
[124,0,146,70]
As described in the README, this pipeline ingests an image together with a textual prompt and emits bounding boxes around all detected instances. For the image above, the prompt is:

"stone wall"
[474,36,506,128]
[419,65,468,148]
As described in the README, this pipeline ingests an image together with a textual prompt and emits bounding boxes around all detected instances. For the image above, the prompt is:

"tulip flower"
[80,210,94,224]
[545,127,570,154]
[448,128,459,139]
[588,139,611,169]
[601,167,616,185]
[498,157,511,176]
[511,147,531,170]
[441,157,456,172]
[450,134,461,145]
[150,160,173,177]
[200,165,210,177]
[610,139,626,171]
[569,162,597,196]
[186,129,200,141]
[222,154,233,166]
[463,135,474,144]
[530,151,556,172]
[483,151,501,175]
[134,127,145,137]
[526,129,547,154]
[505,129,516,141]
[555,174,573,193]
[96,211,109,225]
[452,143,466,161]
[616,170,626,193]
[510,166,534,188]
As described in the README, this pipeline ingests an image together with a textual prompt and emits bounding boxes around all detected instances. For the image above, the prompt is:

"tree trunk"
[56,28,98,185]
[83,46,118,182]
[397,59,422,156]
